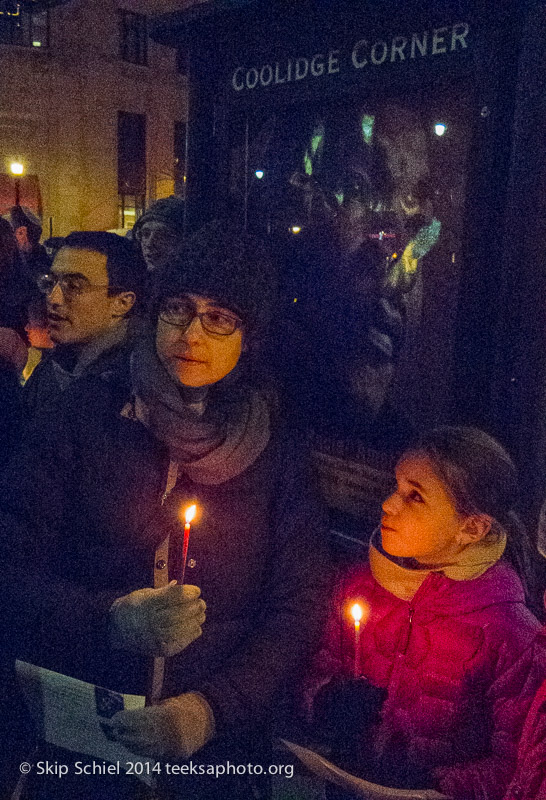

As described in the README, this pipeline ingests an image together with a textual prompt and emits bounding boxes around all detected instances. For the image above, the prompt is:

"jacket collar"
[369,528,510,606]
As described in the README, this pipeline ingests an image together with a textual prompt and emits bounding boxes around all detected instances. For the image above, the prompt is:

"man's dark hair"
[62,232,147,300]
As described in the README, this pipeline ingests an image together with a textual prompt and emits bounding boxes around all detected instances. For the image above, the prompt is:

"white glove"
[101,692,215,760]
[109,581,206,657]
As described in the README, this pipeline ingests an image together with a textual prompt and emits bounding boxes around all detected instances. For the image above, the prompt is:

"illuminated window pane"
[31,10,49,48]
[0,3,47,47]
[118,111,146,228]
[118,194,145,230]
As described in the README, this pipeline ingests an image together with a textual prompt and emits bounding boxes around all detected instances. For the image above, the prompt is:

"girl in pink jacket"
[310,426,546,800]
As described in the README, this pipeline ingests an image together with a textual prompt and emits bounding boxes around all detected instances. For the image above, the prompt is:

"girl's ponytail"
[501,510,543,618]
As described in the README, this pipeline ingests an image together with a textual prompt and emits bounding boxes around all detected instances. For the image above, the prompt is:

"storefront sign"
[231,21,470,92]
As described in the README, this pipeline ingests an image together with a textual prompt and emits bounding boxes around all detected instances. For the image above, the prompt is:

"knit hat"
[7,206,42,244]
[133,196,185,239]
[153,220,278,337]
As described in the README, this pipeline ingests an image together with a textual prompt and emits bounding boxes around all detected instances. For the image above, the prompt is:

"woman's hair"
[407,426,541,612]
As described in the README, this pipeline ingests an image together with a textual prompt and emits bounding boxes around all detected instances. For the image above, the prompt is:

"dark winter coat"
[22,320,138,420]
[503,630,546,800]
[311,562,545,800]
[0,374,329,744]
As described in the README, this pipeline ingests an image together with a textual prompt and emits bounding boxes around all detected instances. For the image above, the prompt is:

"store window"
[0,3,49,47]
[118,111,146,229]
[118,9,147,66]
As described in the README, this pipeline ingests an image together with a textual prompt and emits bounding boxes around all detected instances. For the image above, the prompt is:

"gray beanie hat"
[133,196,185,238]
[153,220,278,338]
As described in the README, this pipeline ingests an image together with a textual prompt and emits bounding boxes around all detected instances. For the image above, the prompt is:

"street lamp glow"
[10,162,24,176]
[255,169,264,179]
[434,123,447,137]
[291,225,302,234]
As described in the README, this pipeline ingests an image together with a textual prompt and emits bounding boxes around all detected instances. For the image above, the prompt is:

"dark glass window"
[176,47,188,75]
[118,111,146,229]
[118,9,147,66]
[226,87,476,541]
[174,120,186,197]
[0,3,49,48]
[229,87,474,426]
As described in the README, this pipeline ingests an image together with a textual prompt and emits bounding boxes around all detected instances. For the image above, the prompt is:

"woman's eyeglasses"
[159,299,242,336]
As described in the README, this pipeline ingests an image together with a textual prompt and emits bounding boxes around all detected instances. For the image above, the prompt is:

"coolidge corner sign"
[231,20,470,93]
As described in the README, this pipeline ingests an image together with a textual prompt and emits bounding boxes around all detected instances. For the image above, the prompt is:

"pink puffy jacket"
[503,630,546,800]
[312,561,545,800]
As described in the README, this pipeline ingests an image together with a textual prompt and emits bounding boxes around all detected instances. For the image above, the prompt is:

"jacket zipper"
[398,606,415,655]
[376,605,415,761]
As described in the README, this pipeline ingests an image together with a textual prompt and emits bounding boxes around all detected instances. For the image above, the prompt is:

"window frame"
[118,8,148,67]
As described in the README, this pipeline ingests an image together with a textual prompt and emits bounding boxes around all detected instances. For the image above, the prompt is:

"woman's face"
[155,293,244,387]
[381,454,466,564]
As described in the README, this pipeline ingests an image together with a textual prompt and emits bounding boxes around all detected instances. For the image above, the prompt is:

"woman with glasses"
[0,221,328,800]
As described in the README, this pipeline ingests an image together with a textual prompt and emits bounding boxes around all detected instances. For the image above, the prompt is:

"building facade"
[0,0,191,234]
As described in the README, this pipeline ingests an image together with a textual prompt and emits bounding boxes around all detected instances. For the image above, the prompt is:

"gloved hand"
[101,692,215,760]
[109,581,206,657]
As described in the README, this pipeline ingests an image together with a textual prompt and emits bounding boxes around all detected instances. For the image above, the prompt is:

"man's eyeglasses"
[159,299,242,336]
[37,273,118,298]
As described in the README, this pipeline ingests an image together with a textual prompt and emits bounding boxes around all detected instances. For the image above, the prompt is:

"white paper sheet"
[15,660,155,785]
[280,739,449,800]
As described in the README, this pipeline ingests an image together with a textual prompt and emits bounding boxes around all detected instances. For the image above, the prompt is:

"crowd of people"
[0,198,544,800]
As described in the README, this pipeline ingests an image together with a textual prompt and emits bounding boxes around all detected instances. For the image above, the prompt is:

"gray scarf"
[51,319,130,390]
[130,335,270,485]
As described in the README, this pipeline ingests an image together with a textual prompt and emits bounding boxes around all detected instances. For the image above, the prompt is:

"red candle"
[351,603,363,678]
[179,504,196,585]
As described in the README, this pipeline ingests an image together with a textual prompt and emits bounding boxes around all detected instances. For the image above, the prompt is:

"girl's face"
[381,454,468,564]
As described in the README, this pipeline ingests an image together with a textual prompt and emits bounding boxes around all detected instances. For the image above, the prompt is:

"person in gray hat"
[132,195,185,272]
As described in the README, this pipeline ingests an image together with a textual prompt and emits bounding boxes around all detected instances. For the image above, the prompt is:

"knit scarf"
[369,528,507,602]
[130,334,270,485]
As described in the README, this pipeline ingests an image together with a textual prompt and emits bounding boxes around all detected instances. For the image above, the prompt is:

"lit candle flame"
[351,603,363,623]
[185,504,197,524]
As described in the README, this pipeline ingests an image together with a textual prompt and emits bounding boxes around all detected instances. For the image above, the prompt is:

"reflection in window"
[231,91,472,429]
[0,3,49,48]
[118,10,147,66]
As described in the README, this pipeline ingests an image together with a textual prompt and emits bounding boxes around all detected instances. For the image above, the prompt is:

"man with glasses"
[24,231,147,416]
